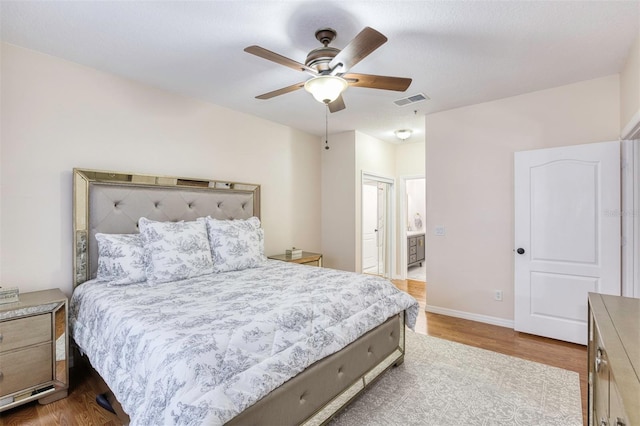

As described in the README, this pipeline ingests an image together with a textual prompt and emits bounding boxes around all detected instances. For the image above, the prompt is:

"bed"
[70,168,419,425]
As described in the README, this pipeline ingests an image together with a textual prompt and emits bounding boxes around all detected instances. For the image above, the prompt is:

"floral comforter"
[70,260,419,425]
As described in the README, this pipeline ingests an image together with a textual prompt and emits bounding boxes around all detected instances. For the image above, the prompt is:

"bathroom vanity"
[407,232,425,268]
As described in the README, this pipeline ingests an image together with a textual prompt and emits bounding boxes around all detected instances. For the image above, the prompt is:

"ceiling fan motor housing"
[306,47,339,73]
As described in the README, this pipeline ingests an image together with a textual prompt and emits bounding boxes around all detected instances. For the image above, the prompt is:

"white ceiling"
[1,1,638,144]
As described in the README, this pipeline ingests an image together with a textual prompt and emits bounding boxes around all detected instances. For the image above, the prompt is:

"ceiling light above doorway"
[394,129,412,141]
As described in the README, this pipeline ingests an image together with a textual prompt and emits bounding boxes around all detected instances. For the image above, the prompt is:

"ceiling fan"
[244,27,412,112]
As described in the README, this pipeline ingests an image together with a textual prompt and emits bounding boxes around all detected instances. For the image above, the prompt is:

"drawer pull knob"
[595,347,607,373]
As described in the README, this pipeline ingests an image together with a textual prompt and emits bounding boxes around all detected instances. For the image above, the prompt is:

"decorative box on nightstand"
[268,251,323,267]
[0,289,69,412]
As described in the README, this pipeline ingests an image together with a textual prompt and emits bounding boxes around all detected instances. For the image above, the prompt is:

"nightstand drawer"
[0,342,52,395]
[0,314,51,352]
[409,246,417,255]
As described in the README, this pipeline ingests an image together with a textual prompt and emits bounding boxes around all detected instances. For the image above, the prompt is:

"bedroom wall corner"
[425,75,620,323]
[0,42,322,296]
[621,34,640,135]
[354,131,396,274]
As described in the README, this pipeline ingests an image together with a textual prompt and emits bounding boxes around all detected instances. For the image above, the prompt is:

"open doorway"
[403,176,426,281]
[362,174,393,278]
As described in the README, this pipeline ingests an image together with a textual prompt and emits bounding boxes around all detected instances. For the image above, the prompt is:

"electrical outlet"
[434,226,446,236]
[494,290,503,301]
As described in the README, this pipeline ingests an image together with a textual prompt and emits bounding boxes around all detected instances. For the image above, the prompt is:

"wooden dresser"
[0,289,69,412]
[588,293,639,426]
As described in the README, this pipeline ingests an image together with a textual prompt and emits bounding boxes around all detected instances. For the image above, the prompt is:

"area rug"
[329,330,582,426]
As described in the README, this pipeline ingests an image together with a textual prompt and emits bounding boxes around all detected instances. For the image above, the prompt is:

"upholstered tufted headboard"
[72,168,260,287]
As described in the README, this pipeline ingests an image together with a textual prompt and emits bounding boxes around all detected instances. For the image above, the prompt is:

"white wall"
[0,43,321,297]
[425,75,620,323]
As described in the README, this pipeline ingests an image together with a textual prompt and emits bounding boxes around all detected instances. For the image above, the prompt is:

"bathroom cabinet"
[407,233,425,267]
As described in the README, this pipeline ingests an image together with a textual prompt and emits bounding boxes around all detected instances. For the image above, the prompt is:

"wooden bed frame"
[72,168,406,425]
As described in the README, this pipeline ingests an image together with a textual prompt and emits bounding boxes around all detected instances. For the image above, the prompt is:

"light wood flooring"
[1,279,587,425]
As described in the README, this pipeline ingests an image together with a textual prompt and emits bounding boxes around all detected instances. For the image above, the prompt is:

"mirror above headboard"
[73,168,261,287]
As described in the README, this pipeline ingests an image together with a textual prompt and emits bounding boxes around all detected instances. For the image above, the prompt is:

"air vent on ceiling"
[394,93,430,107]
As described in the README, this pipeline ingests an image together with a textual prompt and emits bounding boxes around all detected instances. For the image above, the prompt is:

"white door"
[514,141,620,345]
[362,182,378,271]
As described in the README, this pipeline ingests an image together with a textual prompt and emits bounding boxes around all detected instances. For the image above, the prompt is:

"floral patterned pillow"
[95,233,147,285]
[205,216,266,273]
[138,217,214,284]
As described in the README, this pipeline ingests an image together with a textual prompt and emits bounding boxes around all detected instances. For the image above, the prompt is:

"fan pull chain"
[324,104,330,150]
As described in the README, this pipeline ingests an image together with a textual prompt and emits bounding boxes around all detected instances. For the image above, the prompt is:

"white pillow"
[95,233,146,285]
[205,216,266,273]
[138,217,214,284]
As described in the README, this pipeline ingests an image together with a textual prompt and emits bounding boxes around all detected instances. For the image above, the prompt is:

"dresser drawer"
[0,342,52,395]
[409,246,417,255]
[0,314,51,353]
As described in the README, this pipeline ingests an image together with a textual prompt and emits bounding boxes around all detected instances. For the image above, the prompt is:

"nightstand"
[268,251,323,267]
[0,289,69,412]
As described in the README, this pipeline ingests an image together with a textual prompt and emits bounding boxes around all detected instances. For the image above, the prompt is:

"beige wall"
[0,43,321,297]
[395,141,425,176]
[425,75,620,323]
[621,35,640,134]
[320,131,356,271]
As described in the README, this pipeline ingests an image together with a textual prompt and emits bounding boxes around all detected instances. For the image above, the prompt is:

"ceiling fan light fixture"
[304,75,348,104]
[394,129,412,141]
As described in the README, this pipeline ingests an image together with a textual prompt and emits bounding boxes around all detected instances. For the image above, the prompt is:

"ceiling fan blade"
[328,27,387,74]
[343,73,412,92]
[244,45,318,75]
[255,82,306,100]
[328,95,346,113]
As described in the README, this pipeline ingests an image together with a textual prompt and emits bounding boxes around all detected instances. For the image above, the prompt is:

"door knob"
[516,248,525,255]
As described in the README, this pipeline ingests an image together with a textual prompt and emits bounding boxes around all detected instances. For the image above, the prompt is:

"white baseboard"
[425,304,514,329]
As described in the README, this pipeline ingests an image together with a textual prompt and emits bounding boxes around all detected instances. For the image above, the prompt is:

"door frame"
[361,180,380,273]
[361,172,395,279]
[621,139,640,298]
[621,115,640,298]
